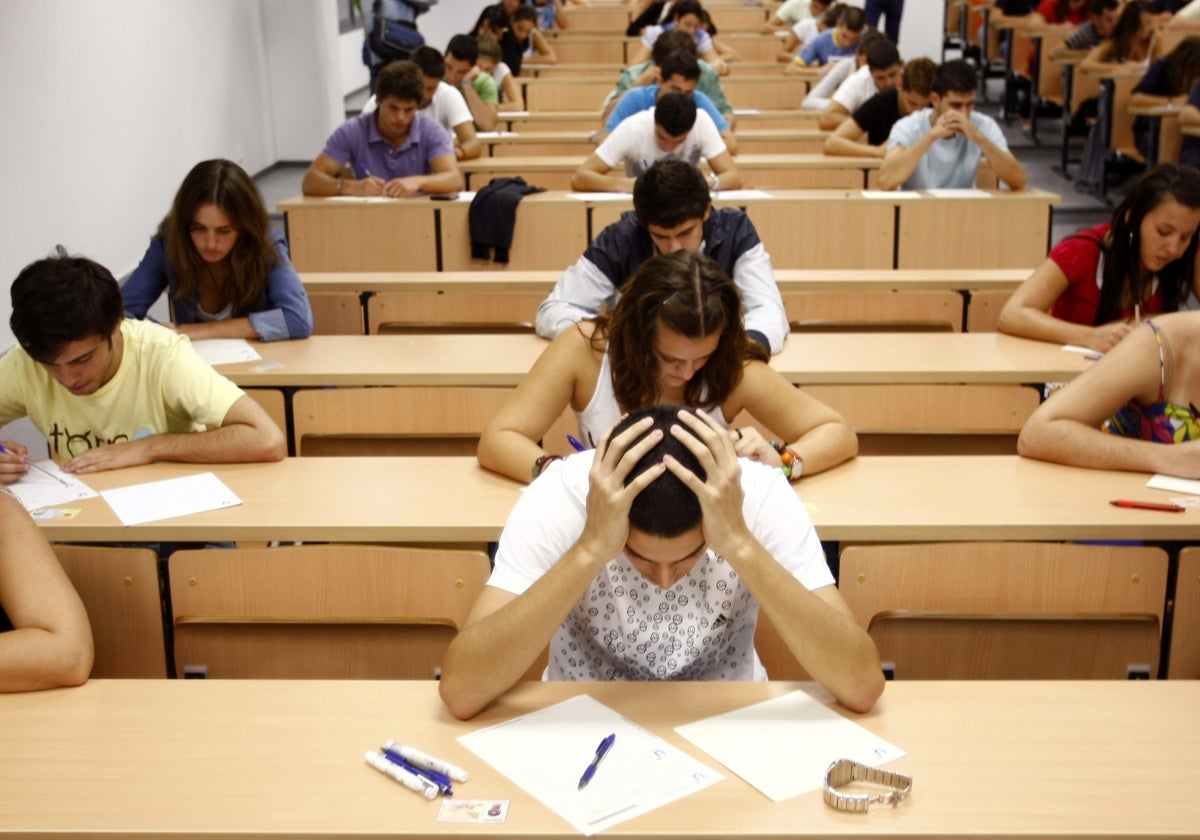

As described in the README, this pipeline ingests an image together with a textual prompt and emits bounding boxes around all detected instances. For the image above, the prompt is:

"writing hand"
[0,441,31,485]
[731,426,782,467]
[356,176,387,196]
[1088,319,1136,352]
[664,410,751,559]
[383,176,423,198]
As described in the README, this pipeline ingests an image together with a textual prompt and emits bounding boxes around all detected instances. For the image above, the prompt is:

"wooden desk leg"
[1028,37,1043,142]
[1056,64,1075,177]
[1099,78,1115,202]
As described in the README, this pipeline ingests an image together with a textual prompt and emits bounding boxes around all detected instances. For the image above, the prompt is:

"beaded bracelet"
[768,441,804,482]
[532,453,563,480]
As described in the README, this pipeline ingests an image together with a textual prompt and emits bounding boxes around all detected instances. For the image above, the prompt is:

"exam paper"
[5,461,97,511]
[458,694,722,836]
[675,689,905,802]
[924,188,992,198]
[1147,474,1200,495]
[862,190,920,199]
[566,192,632,201]
[191,338,261,366]
[100,472,242,526]
[711,189,774,200]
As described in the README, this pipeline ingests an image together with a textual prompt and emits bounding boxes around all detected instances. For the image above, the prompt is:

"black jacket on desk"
[468,176,546,264]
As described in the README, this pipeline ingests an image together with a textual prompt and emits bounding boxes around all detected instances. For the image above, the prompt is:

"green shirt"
[610,60,732,117]
[469,73,499,106]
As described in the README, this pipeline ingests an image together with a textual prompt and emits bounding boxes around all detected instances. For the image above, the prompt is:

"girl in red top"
[999,164,1200,351]
[1034,0,1089,24]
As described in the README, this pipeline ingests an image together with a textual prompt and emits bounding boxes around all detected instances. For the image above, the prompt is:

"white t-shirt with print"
[594,108,726,177]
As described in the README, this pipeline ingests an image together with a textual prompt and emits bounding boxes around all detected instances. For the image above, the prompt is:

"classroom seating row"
[43,455,1200,683]
[499,108,823,131]
[279,188,1060,272]
[478,126,829,157]
[300,267,1031,335]
[538,31,791,65]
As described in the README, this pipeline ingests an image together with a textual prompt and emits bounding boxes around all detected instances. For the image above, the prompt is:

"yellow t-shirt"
[0,319,244,460]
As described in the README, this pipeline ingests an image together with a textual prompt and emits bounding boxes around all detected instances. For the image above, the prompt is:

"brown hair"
[158,158,277,317]
[592,250,766,412]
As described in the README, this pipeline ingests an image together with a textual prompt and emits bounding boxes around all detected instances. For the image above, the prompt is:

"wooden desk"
[520,74,809,112]
[213,332,1091,389]
[36,455,1198,545]
[2,680,1197,838]
[480,127,829,157]
[500,108,824,132]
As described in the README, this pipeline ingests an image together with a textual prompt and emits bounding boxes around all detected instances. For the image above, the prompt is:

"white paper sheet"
[674,690,905,802]
[458,695,722,835]
[566,192,632,201]
[1147,474,1200,495]
[191,339,261,366]
[924,188,992,198]
[712,189,774,200]
[861,190,920,199]
[99,472,242,526]
[5,461,97,511]
[476,131,519,138]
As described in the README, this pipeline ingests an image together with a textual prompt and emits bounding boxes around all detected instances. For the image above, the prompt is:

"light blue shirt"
[885,108,1008,190]
[604,85,730,133]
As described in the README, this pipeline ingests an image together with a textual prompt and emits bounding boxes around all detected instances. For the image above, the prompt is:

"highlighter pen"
[0,444,71,487]
[381,747,453,794]
[384,741,469,782]
[365,751,440,799]
[1110,499,1186,513]
[566,434,587,452]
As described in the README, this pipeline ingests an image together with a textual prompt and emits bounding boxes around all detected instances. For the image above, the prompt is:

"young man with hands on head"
[439,406,885,721]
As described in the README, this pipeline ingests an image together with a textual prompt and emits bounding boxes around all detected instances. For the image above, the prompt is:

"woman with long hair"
[122,158,313,341]
[477,250,857,483]
[999,163,1200,351]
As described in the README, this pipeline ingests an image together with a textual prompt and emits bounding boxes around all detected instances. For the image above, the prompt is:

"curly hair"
[592,250,766,413]
[157,159,278,318]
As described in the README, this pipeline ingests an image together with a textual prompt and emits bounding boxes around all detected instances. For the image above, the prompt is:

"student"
[121,159,313,343]
[442,35,499,134]
[535,159,789,354]
[447,402,881,720]
[631,0,729,74]
[1078,0,1158,74]
[999,164,1200,351]
[1056,0,1123,58]
[778,0,836,64]
[793,5,866,68]
[301,60,463,198]
[824,58,936,158]
[818,37,904,131]
[764,0,819,32]
[1032,0,1090,24]
[488,249,853,483]
[1129,37,1200,162]
[573,93,741,192]
[0,493,93,693]
[1017,310,1200,475]
[475,33,523,111]
[0,251,286,481]
[603,27,733,127]
[401,45,483,160]
[879,59,1028,190]
[800,28,884,112]
[509,5,558,70]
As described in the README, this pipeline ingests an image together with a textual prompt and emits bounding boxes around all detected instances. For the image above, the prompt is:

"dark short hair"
[655,91,698,136]
[865,39,901,71]
[671,0,704,21]
[11,249,124,362]
[659,50,701,83]
[933,58,977,96]
[607,405,706,538]
[651,27,697,65]
[1091,0,1119,12]
[902,57,938,96]
[446,33,479,64]
[375,60,427,103]
[633,158,710,228]
[839,6,867,30]
[511,5,537,24]
[411,45,446,78]
[854,29,886,56]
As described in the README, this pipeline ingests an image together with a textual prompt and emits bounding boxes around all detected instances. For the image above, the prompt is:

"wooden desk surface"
[299,268,1032,294]
[36,456,1200,544]
[214,333,1092,389]
[1,680,1197,838]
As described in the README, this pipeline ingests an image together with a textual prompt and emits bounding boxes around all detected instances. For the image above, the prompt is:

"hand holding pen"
[0,443,69,487]
[578,733,615,790]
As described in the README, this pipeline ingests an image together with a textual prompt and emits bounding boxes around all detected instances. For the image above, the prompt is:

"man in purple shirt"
[302,60,463,198]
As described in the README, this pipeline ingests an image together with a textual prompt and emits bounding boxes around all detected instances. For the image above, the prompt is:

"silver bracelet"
[823,759,912,813]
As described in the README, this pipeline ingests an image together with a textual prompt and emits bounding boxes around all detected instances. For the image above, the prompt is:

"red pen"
[1110,499,1186,513]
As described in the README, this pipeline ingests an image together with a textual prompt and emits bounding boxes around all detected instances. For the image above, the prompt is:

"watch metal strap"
[823,758,912,813]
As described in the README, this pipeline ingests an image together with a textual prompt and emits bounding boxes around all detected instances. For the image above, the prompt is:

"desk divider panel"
[1169,547,1200,678]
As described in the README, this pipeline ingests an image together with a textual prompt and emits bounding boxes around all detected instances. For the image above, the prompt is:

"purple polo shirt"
[320,110,454,180]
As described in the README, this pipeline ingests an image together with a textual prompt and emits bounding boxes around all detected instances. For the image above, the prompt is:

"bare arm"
[817,101,852,131]
[1077,40,1115,75]
[459,78,498,133]
[452,121,483,161]
[62,393,286,476]
[0,493,93,692]
[823,118,883,158]
[524,30,558,65]
[960,116,1028,189]
[997,258,1136,350]
[706,150,742,190]
[382,153,464,197]
[301,153,385,196]
[570,153,634,192]
[878,130,939,190]
[498,73,525,111]
[174,318,258,340]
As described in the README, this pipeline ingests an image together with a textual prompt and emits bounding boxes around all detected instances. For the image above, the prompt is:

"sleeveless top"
[1105,320,1200,443]
[576,352,731,446]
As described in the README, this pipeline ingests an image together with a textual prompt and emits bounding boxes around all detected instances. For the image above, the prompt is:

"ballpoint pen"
[382,741,469,782]
[566,434,587,452]
[381,746,453,794]
[0,444,71,487]
[1110,499,1186,513]
[578,733,616,790]
[364,751,440,799]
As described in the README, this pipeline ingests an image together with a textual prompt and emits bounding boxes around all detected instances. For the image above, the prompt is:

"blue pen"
[0,443,70,487]
[359,163,372,178]
[566,434,587,452]
[381,747,453,795]
[577,733,615,790]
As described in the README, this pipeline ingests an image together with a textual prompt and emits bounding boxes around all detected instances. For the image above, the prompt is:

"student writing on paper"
[442,405,884,720]
[121,159,314,342]
[1018,310,1200,475]
[0,493,93,692]
[999,165,1200,351]
[0,251,286,482]
[485,250,855,484]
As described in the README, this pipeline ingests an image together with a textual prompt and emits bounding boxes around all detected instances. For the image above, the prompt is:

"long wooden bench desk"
[519,74,810,111]
[499,108,824,131]
[36,455,1195,545]
[478,127,830,157]
[279,189,1059,273]
[214,332,1090,389]
[5,680,1195,839]
[300,268,1031,335]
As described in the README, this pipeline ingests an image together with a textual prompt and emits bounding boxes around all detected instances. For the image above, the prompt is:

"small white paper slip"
[712,189,774,200]
[733,108,762,115]
[100,472,242,526]
[924,188,992,198]
[566,191,632,201]
[1147,474,1200,495]
[476,131,518,138]
[675,689,905,802]
[861,190,921,199]
[6,461,97,512]
[191,338,261,366]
